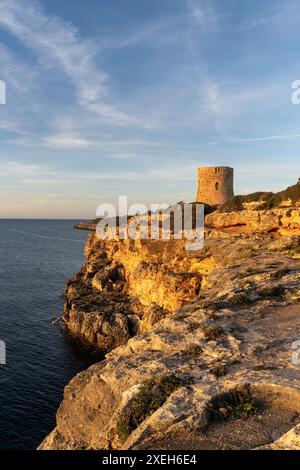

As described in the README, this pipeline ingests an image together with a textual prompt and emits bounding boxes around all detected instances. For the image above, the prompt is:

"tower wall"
[196,166,234,206]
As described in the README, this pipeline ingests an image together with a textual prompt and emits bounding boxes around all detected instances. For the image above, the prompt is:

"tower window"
[215,182,219,190]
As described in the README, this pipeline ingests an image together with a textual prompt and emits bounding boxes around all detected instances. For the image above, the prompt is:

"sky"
[0,0,300,218]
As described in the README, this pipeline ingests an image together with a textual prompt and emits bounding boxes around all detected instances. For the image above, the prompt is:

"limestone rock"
[40,213,300,450]
[206,208,300,235]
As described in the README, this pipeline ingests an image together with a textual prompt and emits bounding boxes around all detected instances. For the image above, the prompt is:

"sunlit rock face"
[62,233,204,351]
[39,205,300,450]
[206,208,300,236]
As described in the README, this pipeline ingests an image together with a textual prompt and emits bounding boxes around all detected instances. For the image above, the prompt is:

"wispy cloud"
[0,0,299,218]
[43,134,95,149]
[0,0,137,126]
[188,0,218,31]
[112,17,180,49]
[200,78,288,135]
[229,133,300,143]
[0,120,27,134]
[0,161,46,177]
[0,158,197,184]
[0,43,36,95]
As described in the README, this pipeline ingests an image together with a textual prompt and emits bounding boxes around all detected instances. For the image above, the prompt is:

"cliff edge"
[39,206,300,450]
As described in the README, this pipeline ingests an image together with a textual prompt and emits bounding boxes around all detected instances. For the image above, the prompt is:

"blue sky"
[0,0,300,218]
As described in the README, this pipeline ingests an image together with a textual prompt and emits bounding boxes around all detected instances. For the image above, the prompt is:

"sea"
[0,219,97,450]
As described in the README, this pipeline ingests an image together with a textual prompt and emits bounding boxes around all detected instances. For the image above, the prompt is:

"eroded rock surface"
[62,235,203,351]
[206,208,300,236]
[39,209,300,450]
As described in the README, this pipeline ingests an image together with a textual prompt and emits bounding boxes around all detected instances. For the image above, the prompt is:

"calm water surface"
[0,220,97,449]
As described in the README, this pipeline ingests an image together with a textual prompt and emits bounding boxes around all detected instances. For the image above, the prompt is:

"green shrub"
[238,192,273,203]
[218,196,244,213]
[116,375,192,442]
[258,180,300,209]
[208,388,261,422]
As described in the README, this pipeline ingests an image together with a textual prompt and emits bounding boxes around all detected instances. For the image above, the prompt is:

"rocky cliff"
[39,209,300,450]
[61,235,202,351]
[206,208,300,236]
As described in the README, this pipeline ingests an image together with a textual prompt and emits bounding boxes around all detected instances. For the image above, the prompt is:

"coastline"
[73,222,97,231]
[39,205,300,450]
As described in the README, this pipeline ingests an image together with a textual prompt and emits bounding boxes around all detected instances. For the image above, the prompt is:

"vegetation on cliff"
[258,179,300,209]
[218,180,300,214]
[208,386,260,422]
[238,191,273,203]
[116,375,192,443]
[39,222,300,450]
[39,181,300,451]
[218,196,244,213]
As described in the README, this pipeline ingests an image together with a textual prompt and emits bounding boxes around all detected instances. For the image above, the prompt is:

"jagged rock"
[39,210,300,450]
[63,303,130,352]
[92,263,123,292]
[206,208,300,235]
[62,236,205,350]
[128,261,202,311]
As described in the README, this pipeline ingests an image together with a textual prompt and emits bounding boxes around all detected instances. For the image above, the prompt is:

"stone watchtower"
[196,166,234,206]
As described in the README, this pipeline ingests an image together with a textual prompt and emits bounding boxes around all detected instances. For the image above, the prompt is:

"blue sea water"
[0,220,97,450]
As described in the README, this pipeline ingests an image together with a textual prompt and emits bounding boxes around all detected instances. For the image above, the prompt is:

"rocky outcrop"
[206,208,300,235]
[39,220,300,450]
[73,219,100,231]
[62,235,203,351]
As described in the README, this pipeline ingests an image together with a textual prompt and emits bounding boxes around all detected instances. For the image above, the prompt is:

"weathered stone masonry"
[196,166,234,206]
